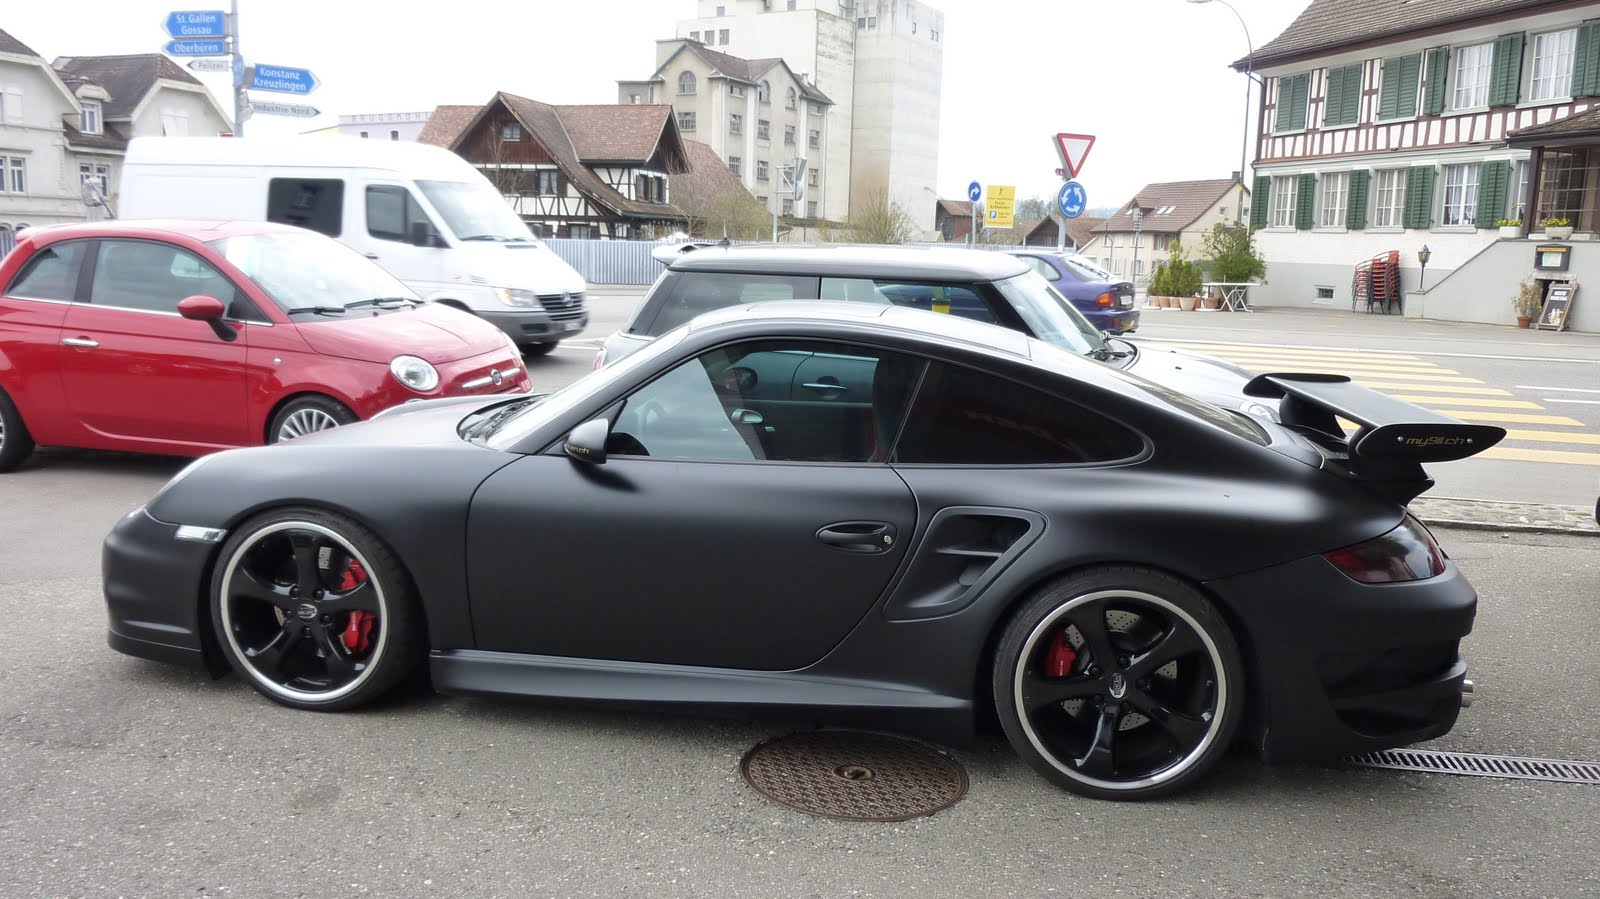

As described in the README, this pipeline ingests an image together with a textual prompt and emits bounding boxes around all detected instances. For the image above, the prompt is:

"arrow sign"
[164,10,226,38]
[165,39,227,56]
[249,64,320,95]
[249,99,320,118]
[1057,181,1088,218]
[187,58,232,73]
[1054,133,1096,180]
[967,180,982,202]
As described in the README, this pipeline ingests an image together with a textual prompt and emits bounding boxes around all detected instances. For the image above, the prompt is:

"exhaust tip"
[1461,678,1475,709]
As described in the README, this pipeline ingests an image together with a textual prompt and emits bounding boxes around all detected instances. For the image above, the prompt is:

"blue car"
[1010,251,1139,334]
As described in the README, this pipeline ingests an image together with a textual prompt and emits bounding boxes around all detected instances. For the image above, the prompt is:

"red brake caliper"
[338,560,375,654]
[1045,629,1078,678]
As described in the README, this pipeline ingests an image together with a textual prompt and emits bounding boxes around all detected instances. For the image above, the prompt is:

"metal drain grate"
[740,730,969,822]
[1345,748,1600,785]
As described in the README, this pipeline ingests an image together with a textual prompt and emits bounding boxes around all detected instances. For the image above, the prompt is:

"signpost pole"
[228,0,246,136]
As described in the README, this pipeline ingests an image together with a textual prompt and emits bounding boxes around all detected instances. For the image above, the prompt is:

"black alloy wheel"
[0,388,36,473]
[994,567,1244,800]
[210,507,423,710]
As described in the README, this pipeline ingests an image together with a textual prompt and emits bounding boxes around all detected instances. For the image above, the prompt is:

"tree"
[1199,222,1267,283]
[672,150,770,239]
[1016,195,1053,220]
[836,186,916,245]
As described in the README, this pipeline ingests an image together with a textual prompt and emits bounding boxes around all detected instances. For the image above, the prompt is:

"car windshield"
[208,231,419,312]
[482,326,691,451]
[417,179,538,242]
[993,271,1108,357]
[1061,256,1113,282]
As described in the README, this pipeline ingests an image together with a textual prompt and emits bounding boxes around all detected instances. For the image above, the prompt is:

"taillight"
[592,347,607,370]
[1095,292,1115,308]
[1322,516,1446,584]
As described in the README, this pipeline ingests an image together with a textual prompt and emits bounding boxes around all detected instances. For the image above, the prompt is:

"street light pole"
[1189,0,1252,227]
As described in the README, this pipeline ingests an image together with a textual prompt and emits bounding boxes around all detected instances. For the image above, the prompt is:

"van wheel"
[268,396,357,444]
[520,342,557,357]
[0,388,36,472]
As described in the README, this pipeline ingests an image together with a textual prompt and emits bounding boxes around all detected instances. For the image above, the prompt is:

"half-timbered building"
[419,92,691,240]
[1241,0,1600,327]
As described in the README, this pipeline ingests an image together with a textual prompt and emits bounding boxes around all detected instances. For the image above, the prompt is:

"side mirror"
[177,294,238,342]
[409,221,444,248]
[563,418,610,465]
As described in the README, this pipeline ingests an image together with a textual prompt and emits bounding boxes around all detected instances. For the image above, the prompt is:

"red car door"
[57,238,250,450]
[0,239,85,446]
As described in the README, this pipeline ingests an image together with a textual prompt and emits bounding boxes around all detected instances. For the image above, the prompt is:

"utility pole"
[229,0,249,136]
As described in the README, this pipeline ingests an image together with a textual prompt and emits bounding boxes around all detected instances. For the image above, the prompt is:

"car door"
[57,238,250,448]
[356,182,450,287]
[466,337,925,671]
[0,239,86,444]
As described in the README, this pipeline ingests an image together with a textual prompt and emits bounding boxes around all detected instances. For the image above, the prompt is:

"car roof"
[685,298,1036,360]
[16,219,313,243]
[668,244,1031,281]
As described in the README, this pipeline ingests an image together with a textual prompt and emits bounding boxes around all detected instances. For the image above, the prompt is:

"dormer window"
[81,100,101,135]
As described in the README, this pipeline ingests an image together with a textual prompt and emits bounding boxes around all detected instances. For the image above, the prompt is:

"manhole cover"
[739,730,969,822]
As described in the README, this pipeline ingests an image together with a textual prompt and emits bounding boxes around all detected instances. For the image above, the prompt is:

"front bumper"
[475,303,590,346]
[103,506,219,671]
[1206,555,1477,763]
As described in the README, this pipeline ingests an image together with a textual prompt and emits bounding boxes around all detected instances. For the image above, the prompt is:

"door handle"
[364,252,380,259]
[801,381,847,394]
[63,337,100,348]
[816,521,896,554]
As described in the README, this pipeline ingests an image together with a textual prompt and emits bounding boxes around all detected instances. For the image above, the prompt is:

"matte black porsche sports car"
[104,301,1505,800]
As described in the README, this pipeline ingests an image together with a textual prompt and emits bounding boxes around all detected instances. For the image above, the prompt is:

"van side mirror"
[409,221,445,248]
[177,294,237,342]
[563,418,610,465]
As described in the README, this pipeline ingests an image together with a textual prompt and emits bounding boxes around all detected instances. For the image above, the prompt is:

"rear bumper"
[1082,306,1140,334]
[102,506,217,671]
[1206,555,1477,762]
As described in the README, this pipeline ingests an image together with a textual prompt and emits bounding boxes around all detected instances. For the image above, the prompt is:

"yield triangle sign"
[1054,133,1096,180]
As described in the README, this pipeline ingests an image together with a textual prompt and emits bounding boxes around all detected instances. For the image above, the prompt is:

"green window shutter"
[1275,73,1309,132]
[1296,173,1317,230]
[1576,23,1600,97]
[1379,54,1421,119]
[1489,33,1525,107]
[1250,175,1271,229]
[1424,48,1449,115]
[1325,64,1362,126]
[1475,160,1510,228]
[1403,166,1435,229]
[1291,73,1310,129]
[1346,170,1370,230]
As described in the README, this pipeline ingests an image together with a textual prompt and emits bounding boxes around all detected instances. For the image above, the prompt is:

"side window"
[820,277,999,325]
[366,185,433,243]
[894,362,1144,465]
[1022,256,1061,281]
[89,240,236,313]
[5,241,86,301]
[645,273,816,335]
[607,340,925,464]
[267,178,344,237]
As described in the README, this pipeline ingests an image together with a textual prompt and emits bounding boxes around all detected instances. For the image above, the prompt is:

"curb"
[1415,516,1598,537]
[1412,496,1598,537]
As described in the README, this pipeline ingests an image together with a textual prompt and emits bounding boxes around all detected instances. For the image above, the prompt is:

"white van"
[119,135,588,355]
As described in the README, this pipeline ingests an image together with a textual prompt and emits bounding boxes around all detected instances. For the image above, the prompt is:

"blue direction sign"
[967,181,982,202]
[165,39,227,56]
[249,64,320,95]
[1058,181,1088,218]
[164,10,226,38]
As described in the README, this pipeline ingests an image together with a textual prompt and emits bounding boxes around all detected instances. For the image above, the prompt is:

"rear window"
[5,241,85,300]
[643,272,816,334]
[267,178,344,237]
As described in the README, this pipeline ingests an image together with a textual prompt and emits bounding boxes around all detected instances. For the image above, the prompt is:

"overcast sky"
[8,0,1310,212]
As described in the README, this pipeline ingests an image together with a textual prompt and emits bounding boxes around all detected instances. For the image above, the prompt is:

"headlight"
[1239,400,1280,423]
[494,287,539,307]
[390,355,440,392]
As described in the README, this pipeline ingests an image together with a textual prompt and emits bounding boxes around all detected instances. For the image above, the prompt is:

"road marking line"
[1500,429,1600,446]
[1386,395,1546,410]
[1140,337,1600,366]
[1516,385,1600,393]
[1240,368,1484,383]
[1479,446,1600,466]
[1354,382,1513,395]
[1153,340,1421,361]
[1187,349,1447,367]
[1544,398,1600,405]
[1444,410,1587,426]
[1210,358,1459,375]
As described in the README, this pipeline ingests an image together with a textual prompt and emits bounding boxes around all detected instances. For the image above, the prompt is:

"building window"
[160,109,190,136]
[729,156,742,176]
[1515,159,1531,219]
[3,156,26,193]
[759,81,771,104]
[2,85,21,124]
[689,31,699,41]
[808,167,818,187]
[359,130,369,138]
[1537,149,1594,230]
[729,113,743,134]
[757,160,769,181]
[679,71,697,95]
[811,102,824,115]
[784,124,795,144]
[1319,171,1349,227]
[931,29,940,41]
[868,17,877,28]
[808,128,820,148]
[1378,54,1421,120]
[678,111,696,131]
[757,195,768,205]
[567,224,592,240]
[1441,162,1480,226]
[807,200,817,217]
[757,119,770,140]
[1270,175,1297,228]
[1274,73,1310,132]
[788,0,797,8]
[719,29,730,44]
[730,83,746,97]
[81,100,101,134]
[716,5,726,15]
[1374,168,1407,227]
[79,162,109,197]
[500,122,522,141]
[537,170,559,196]
[786,86,797,109]
[1452,42,1493,109]
[1531,29,1577,101]
[782,198,794,215]
[390,130,399,140]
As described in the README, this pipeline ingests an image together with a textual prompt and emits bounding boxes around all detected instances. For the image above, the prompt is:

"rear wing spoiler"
[1244,373,1506,502]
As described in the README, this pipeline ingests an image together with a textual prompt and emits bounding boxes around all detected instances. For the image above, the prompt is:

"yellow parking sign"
[985,185,1016,229]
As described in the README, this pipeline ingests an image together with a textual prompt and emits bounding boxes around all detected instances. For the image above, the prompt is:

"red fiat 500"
[0,220,531,472]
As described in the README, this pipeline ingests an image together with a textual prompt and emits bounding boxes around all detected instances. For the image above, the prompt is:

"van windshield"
[209,231,419,312]
[417,180,536,243]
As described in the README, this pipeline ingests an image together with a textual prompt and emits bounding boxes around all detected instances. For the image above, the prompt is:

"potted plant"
[1544,217,1573,240]
[1513,278,1542,328]
[1147,262,1171,308]
[1497,218,1522,239]
[1172,253,1204,311]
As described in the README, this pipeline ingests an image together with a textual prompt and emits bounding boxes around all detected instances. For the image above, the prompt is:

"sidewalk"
[1412,496,1597,536]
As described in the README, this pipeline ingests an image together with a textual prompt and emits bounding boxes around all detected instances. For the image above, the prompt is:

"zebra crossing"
[1153,340,1600,468]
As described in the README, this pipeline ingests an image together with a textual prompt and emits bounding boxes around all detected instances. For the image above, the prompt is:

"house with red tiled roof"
[1074,179,1247,283]
[421,92,692,239]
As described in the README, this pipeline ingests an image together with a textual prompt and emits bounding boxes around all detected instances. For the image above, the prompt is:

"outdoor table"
[1203,282,1257,312]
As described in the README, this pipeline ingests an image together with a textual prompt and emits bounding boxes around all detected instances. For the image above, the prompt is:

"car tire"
[0,388,36,473]
[268,395,358,444]
[209,506,425,711]
[520,342,558,357]
[993,566,1244,801]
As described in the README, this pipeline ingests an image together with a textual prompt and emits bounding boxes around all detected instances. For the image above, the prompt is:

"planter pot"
[1499,226,1521,238]
[1516,316,1534,328]
[1201,297,1223,310]
[1153,295,1171,308]
[1547,226,1574,240]
[1178,295,1199,311]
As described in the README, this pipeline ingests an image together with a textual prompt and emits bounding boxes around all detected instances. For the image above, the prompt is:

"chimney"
[1231,170,1241,182]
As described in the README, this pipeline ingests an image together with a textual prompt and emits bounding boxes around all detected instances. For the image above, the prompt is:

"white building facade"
[336,111,432,141]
